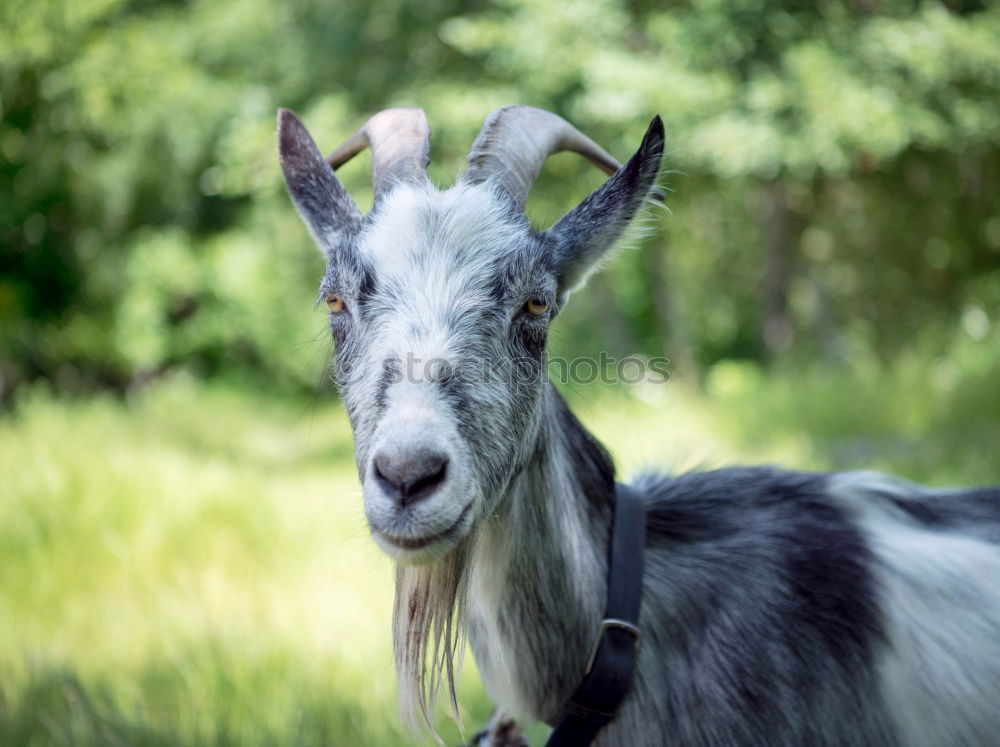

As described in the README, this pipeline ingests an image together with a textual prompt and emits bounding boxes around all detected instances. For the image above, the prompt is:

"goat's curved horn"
[463,105,663,211]
[326,108,431,201]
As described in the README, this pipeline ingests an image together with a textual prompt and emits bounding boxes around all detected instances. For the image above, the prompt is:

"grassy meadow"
[2,353,998,746]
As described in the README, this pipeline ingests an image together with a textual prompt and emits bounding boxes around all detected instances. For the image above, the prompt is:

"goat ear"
[544,116,664,301]
[277,108,362,260]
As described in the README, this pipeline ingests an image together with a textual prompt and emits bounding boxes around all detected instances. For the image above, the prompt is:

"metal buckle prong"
[584,617,642,675]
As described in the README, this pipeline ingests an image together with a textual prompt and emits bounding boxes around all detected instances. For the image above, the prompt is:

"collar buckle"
[585,617,642,675]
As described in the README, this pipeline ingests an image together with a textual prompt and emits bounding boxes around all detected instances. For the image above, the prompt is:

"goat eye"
[525,298,549,316]
[325,293,345,313]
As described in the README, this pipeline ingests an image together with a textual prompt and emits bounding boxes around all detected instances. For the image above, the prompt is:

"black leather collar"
[545,482,647,746]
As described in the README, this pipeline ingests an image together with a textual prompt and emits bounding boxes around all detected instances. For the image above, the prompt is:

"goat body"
[471,385,1000,746]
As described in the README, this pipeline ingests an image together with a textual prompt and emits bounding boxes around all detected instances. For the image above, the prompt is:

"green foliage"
[703,338,1000,485]
[2,0,998,397]
[0,0,475,394]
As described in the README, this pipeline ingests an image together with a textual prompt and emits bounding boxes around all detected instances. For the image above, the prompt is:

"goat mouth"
[377,502,473,550]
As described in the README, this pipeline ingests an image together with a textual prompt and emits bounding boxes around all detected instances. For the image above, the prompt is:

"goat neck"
[467,383,616,724]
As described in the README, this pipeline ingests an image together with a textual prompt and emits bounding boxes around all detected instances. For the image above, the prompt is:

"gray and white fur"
[278,105,1000,746]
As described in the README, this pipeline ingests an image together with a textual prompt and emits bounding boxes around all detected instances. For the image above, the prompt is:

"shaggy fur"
[278,106,1000,746]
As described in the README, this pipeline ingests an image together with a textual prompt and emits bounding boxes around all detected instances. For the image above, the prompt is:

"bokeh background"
[2,0,998,744]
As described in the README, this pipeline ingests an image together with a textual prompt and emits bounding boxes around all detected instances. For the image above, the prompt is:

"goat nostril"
[408,458,447,497]
[372,450,449,506]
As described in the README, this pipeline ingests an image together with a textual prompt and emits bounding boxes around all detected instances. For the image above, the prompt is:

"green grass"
[2,360,998,745]
[0,378,478,746]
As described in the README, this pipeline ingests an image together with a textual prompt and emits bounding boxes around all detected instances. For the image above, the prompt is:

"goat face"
[326,183,552,564]
[278,107,663,565]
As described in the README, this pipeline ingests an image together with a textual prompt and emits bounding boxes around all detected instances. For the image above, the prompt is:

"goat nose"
[373,448,449,507]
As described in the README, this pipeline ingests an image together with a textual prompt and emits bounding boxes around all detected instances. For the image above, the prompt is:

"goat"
[277,105,1000,746]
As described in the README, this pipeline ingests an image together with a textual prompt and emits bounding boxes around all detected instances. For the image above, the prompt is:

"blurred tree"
[442,0,1000,368]
[1,0,997,399]
[0,0,479,398]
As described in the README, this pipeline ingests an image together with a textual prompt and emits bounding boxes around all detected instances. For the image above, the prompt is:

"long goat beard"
[393,539,471,739]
